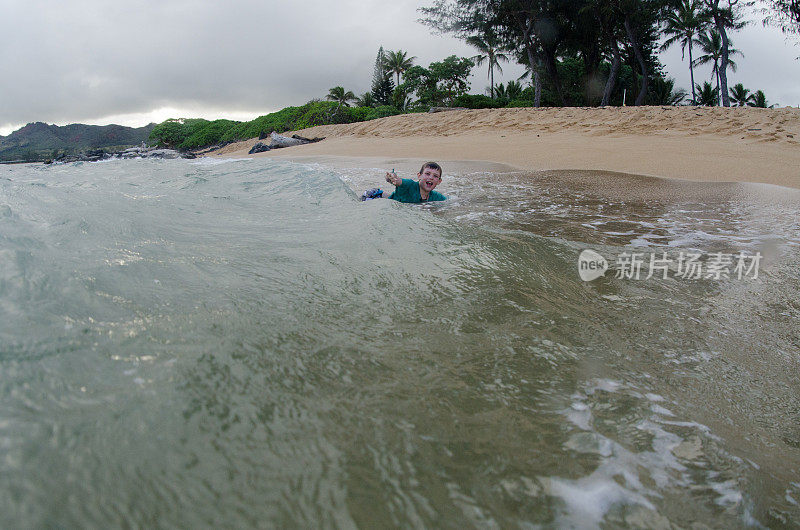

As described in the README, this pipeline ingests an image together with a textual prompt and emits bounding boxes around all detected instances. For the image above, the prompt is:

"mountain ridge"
[0,121,155,162]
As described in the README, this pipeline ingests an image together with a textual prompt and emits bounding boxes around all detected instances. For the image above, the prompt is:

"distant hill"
[0,122,156,163]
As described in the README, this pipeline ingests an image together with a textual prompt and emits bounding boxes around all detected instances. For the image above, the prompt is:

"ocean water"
[1,157,799,528]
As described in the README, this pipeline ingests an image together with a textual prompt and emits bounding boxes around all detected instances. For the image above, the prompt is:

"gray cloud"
[1,0,797,133]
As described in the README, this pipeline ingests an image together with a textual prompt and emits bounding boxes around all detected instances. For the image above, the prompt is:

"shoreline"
[206,106,800,190]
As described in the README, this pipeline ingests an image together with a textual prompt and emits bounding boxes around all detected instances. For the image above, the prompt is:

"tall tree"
[356,92,376,107]
[660,0,710,105]
[466,30,510,98]
[590,0,627,107]
[400,56,475,107]
[618,0,664,106]
[700,0,751,106]
[383,50,417,86]
[421,0,571,106]
[569,0,610,104]
[762,0,800,36]
[371,47,395,106]
[428,55,476,104]
[514,48,544,106]
[692,29,741,105]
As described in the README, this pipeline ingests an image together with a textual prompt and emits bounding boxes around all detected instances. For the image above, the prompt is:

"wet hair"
[418,162,443,179]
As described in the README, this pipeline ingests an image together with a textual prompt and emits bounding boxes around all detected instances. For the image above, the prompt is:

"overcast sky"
[1,0,798,135]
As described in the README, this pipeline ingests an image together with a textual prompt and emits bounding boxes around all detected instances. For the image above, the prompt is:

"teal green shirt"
[388,178,446,203]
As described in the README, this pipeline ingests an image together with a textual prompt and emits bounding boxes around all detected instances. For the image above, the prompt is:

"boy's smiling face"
[418,166,442,193]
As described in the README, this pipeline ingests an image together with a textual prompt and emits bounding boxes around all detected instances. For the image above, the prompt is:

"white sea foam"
[190,157,251,165]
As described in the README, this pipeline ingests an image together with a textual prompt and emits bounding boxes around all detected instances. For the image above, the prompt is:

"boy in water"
[362,162,446,203]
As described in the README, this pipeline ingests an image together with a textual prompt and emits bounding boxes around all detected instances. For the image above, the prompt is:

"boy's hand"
[385,172,401,187]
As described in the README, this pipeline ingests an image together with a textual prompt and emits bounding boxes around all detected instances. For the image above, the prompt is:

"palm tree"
[695,81,720,106]
[356,92,376,108]
[383,50,416,87]
[492,82,508,100]
[748,90,773,108]
[391,86,412,111]
[649,77,688,105]
[505,80,523,100]
[729,83,754,106]
[660,0,710,105]
[692,30,742,106]
[326,86,357,109]
[466,31,510,99]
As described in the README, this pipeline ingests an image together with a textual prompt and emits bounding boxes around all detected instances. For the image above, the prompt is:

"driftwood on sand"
[249,132,325,154]
[428,107,467,113]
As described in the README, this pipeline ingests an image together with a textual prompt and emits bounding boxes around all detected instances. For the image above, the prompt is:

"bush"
[292,101,354,129]
[150,101,401,150]
[363,105,401,120]
[348,106,373,122]
[149,118,209,148]
[221,106,305,141]
[506,99,537,108]
[180,119,240,149]
[452,94,504,109]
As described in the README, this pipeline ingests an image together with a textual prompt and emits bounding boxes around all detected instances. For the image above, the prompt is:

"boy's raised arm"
[385,171,402,187]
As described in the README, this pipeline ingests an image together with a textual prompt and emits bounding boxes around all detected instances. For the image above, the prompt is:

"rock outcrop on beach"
[247,132,325,154]
[44,145,195,164]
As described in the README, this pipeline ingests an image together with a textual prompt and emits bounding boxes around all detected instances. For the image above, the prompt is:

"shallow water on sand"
[1,157,799,527]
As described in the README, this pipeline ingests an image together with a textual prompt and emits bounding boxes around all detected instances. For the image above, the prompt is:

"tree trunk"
[582,47,603,105]
[624,16,649,106]
[525,44,542,107]
[543,46,565,106]
[715,14,731,107]
[601,38,622,106]
[688,42,697,105]
[490,65,494,98]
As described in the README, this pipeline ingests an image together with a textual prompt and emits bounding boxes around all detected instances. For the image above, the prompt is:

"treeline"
[420,0,790,107]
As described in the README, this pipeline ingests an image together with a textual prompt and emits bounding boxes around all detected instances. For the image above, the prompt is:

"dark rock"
[258,131,269,140]
[249,142,271,154]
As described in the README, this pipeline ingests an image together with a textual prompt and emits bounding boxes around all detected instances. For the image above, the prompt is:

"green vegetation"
[148,101,404,150]
[326,87,357,108]
[420,0,779,109]
[466,30,510,98]
[695,81,720,105]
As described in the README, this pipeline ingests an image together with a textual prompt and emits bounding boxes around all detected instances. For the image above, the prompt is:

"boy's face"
[418,167,442,193]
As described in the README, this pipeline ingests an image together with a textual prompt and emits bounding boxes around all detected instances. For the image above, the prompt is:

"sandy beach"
[209,106,800,189]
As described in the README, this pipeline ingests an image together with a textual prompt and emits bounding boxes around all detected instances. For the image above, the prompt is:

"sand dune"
[210,106,800,189]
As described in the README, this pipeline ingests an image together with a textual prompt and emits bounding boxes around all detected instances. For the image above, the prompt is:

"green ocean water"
[1,157,799,528]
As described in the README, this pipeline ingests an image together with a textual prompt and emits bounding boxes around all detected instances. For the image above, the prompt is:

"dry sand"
[208,106,800,189]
